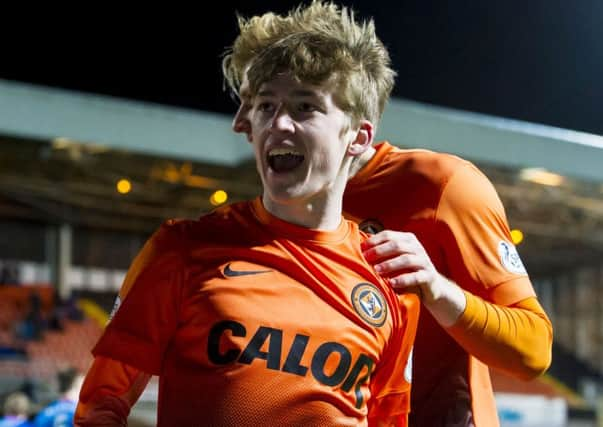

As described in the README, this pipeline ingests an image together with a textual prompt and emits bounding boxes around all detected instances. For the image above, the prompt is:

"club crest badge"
[351,283,388,327]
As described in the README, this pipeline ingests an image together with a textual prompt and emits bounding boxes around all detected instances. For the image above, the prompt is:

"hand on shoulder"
[361,230,466,326]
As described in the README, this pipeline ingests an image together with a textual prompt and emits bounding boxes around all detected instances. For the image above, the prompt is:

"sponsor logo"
[498,241,527,274]
[358,219,384,235]
[208,320,375,409]
[223,263,272,277]
[351,283,388,327]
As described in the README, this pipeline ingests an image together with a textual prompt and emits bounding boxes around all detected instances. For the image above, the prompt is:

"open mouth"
[267,147,305,173]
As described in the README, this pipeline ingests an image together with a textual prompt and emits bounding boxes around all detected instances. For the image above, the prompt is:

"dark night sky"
[2,1,602,135]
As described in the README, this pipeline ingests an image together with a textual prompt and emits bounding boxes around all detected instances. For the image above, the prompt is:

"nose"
[270,105,295,133]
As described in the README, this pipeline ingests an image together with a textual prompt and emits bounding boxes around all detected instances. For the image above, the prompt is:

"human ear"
[347,120,374,156]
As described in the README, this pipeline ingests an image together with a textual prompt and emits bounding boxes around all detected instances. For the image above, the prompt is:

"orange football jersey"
[344,142,536,427]
[89,198,419,426]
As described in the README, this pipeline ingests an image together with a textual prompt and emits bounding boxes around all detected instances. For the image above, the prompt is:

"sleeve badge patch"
[109,295,121,321]
[498,240,527,275]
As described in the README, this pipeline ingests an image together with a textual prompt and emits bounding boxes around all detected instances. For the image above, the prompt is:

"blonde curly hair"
[222,1,396,127]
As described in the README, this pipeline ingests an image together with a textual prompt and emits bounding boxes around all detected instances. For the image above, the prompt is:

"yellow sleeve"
[447,294,553,380]
[75,356,151,426]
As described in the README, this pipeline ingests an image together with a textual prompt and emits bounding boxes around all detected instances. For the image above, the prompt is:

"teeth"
[268,147,302,156]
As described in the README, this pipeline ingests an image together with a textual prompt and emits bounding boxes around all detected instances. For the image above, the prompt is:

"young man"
[74,9,419,427]
[227,2,553,426]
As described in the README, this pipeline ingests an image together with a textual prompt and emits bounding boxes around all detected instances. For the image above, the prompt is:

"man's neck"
[348,145,377,178]
[262,188,345,231]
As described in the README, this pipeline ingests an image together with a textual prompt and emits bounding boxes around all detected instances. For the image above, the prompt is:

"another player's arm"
[364,234,552,380]
[448,293,552,379]
[384,257,552,379]
[439,164,552,379]
[363,165,552,380]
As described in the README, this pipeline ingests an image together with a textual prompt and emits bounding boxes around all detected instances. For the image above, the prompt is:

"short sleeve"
[436,163,535,305]
[92,222,188,375]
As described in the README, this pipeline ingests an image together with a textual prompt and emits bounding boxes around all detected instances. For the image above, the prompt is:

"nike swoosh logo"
[223,263,272,277]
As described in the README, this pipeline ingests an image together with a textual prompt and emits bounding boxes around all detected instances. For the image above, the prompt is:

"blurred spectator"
[15,293,45,341]
[64,295,83,323]
[0,262,20,286]
[46,291,64,332]
[33,367,84,427]
[47,293,84,333]
[0,391,33,427]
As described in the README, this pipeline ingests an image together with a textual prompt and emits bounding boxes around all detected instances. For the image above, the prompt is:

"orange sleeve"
[75,356,150,426]
[118,219,185,300]
[437,163,535,304]
[93,226,188,374]
[92,241,186,375]
[447,294,553,380]
[437,164,553,380]
[75,225,182,425]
